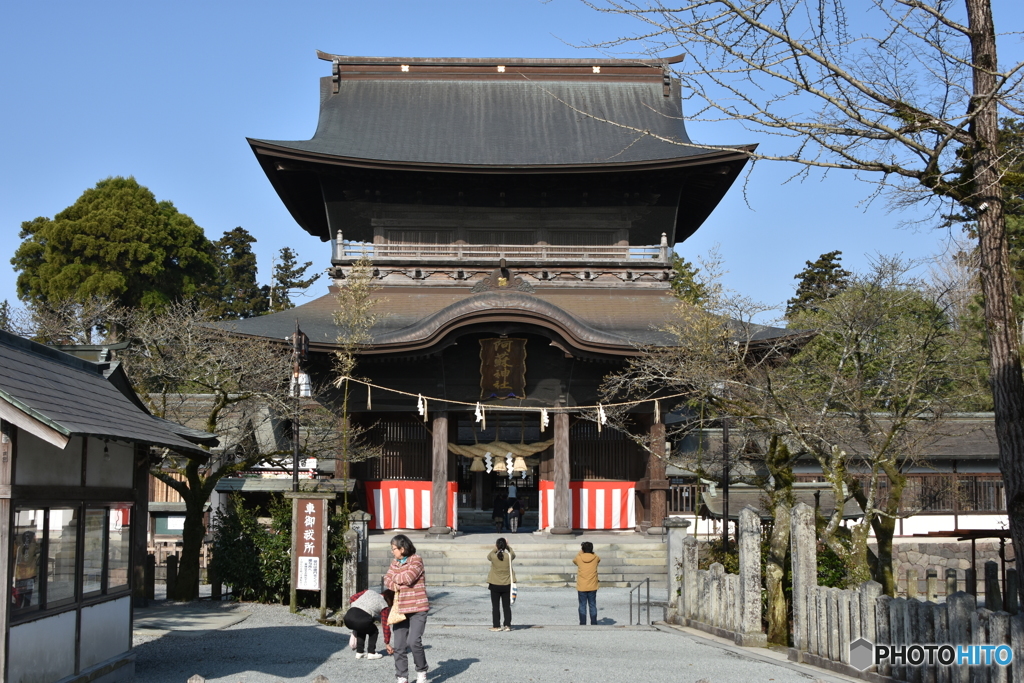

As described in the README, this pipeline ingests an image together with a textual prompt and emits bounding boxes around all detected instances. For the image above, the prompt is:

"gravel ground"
[134,587,845,683]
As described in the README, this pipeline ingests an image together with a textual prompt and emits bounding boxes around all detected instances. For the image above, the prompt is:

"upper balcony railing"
[333,237,670,264]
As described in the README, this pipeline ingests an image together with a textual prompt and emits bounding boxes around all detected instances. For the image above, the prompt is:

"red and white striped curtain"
[537,480,636,530]
[364,481,458,531]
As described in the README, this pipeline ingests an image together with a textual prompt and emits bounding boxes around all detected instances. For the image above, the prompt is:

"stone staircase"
[367,535,668,589]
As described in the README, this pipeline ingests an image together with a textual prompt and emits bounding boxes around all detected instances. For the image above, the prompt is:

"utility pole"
[291,320,309,493]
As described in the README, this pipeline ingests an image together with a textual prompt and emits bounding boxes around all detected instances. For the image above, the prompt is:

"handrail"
[628,577,651,625]
[333,240,669,263]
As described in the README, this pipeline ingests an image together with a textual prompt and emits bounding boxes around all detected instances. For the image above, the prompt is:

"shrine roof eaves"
[216,286,798,358]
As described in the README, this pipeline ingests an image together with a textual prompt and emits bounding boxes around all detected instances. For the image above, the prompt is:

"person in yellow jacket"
[573,541,601,625]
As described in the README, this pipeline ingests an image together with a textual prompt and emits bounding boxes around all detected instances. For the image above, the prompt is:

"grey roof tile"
[0,331,208,454]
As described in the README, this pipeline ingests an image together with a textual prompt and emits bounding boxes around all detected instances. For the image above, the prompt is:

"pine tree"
[269,247,321,312]
[203,227,270,320]
[786,251,851,317]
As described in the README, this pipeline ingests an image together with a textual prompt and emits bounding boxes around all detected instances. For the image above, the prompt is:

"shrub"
[210,493,351,605]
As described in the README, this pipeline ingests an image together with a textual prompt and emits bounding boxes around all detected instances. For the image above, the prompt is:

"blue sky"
[2,0,1022,319]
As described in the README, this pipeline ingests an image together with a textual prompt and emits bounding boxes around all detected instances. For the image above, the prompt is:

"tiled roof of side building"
[0,330,210,455]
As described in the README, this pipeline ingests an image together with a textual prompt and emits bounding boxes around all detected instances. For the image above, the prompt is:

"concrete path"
[134,602,250,638]
[133,586,859,683]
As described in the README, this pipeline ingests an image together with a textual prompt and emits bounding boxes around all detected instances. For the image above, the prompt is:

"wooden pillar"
[0,421,14,680]
[551,411,572,534]
[427,413,450,534]
[474,471,484,511]
[132,442,150,606]
[648,420,668,533]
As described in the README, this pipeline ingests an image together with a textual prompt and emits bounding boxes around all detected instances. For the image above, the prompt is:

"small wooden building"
[228,52,794,534]
[0,330,210,683]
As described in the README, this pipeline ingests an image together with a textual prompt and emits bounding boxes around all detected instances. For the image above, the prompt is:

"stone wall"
[889,541,1007,597]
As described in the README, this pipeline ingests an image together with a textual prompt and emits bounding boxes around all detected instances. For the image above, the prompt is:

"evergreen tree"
[668,254,709,305]
[786,251,851,317]
[269,247,320,312]
[11,177,216,311]
[0,300,12,333]
[203,227,270,320]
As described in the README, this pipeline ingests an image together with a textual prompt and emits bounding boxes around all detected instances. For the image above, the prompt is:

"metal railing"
[333,240,669,263]
[628,577,651,625]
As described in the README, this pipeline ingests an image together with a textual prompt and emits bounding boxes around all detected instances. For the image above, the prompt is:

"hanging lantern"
[469,456,486,472]
[492,456,507,473]
[512,456,528,475]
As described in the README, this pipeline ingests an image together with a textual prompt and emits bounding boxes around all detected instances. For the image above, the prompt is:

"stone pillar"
[946,568,959,598]
[927,569,939,601]
[907,599,923,683]
[838,589,851,664]
[665,517,691,618]
[947,592,976,683]
[985,560,1003,612]
[551,411,572,535]
[920,600,937,683]
[647,420,668,533]
[1005,569,1019,615]
[890,597,909,681]
[681,535,699,623]
[790,502,817,652]
[427,413,450,535]
[710,563,724,628]
[988,611,1009,683]
[1011,616,1024,683]
[736,506,767,646]
[876,595,892,677]
[850,589,862,642]
[807,586,819,656]
[908,567,920,599]
[860,581,883,646]
[349,510,372,593]
[970,609,991,683]
[817,587,829,656]
[933,602,950,683]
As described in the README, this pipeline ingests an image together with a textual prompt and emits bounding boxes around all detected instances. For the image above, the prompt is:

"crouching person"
[345,588,394,659]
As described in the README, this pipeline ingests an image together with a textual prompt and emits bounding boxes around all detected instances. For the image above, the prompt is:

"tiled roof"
[0,331,209,454]
[219,286,796,356]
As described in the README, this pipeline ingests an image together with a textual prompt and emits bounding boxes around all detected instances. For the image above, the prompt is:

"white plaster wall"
[80,596,131,670]
[85,438,133,488]
[14,432,81,486]
[8,611,76,683]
